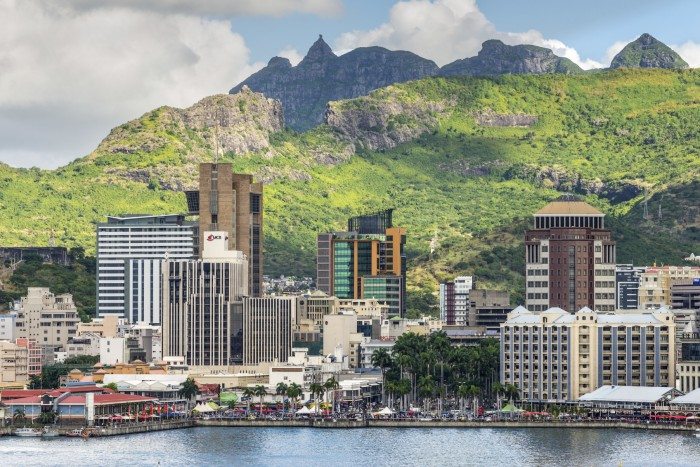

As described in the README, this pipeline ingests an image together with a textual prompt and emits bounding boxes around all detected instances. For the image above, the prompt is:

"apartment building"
[96,214,197,319]
[15,288,80,356]
[501,306,675,402]
[525,195,616,312]
[0,341,29,388]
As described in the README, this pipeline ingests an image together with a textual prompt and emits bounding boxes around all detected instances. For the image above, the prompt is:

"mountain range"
[1,64,698,314]
[233,33,690,131]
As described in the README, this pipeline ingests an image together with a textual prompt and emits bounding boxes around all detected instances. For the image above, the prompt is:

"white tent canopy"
[296,406,312,414]
[375,407,395,415]
[193,403,215,413]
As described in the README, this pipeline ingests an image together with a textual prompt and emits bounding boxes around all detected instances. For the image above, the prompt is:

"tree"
[37,411,56,425]
[492,382,505,410]
[505,384,520,404]
[286,383,302,414]
[12,409,26,426]
[253,385,267,415]
[371,348,392,404]
[178,378,199,406]
[466,385,480,416]
[324,377,340,414]
[242,387,255,414]
[103,382,119,392]
[309,382,325,415]
[276,382,288,415]
[418,375,436,412]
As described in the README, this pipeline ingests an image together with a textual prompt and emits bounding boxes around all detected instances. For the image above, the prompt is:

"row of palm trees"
[240,377,340,415]
[372,331,518,413]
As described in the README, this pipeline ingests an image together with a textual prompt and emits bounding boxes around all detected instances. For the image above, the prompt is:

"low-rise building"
[15,338,42,376]
[639,266,700,309]
[323,313,364,368]
[358,339,394,369]
[66,333,102,359]
[501,306,676,402]
[380,316,442,340]
[0,312,17,340]
[0,340,29,388]
[76,315,121,338]
[468,289,510,331]
[672,279,700,310]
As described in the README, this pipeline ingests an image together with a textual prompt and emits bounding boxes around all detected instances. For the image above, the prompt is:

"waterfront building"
[671,279,700,310]
[0,341,29,389]
[525,196,616,312]
[96,214,197,319]
[15,287,80,359]
[317,209,407,316]
[162,232,248,368]
[186,163,264,297]
[639,266,700,310]
[439,276,473,326]
[578,385,681,411]
[242,297,296,365]
[500,306,676,402]
[103,374,188,401]
[616,264,646,309]
[468,289,511,331]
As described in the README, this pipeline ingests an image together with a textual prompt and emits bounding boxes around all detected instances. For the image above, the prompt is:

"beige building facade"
[0,340,29,388]
[16,288,80,351]
[242,297,296,365]
[639,266,700,309]
[501,306,675,402]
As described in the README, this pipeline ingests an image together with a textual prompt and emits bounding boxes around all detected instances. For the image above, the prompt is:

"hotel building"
[501,306,675,402]
[242,297,296,365]
[96,214,197,320]
[161,232,248,368]
[439,276,473,326]
[525,196,616,312]
[317,209,407,316]
[186,163,264,297]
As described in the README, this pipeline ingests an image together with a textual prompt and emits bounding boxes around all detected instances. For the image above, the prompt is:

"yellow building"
[639,266,700,309]
[501,306,675,401]
[0,341,29,389]
[76,314,120,338]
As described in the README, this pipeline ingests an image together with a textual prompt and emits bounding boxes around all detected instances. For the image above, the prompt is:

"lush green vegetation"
[5,250,95,321]
[0,69,697,318]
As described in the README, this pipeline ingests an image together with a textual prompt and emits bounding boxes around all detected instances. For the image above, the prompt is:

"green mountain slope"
[1,69,698,315]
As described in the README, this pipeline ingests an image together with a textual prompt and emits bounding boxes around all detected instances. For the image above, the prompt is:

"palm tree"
[253,385,267,415]
[309,382,325,415]
[276,382,288,415]
[457,384,470,415]
[12,409,26,426]
[286,383,302,414]
[371,348,392,404]
[466,385,480,417]
[505,383,520,404]
[324,377,340,414]
[492,382,505,410]
[178,378,199,407]
[428,331,451,413]
[242,387,255,414]
[418,375,436,413]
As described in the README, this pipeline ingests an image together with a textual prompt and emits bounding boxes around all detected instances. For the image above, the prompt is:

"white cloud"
[0,0,265,168]
[603,40,631,66]
[44,0,344,17]
[277,47,304,66]
[335,0,602,70]
[671,41,700,67]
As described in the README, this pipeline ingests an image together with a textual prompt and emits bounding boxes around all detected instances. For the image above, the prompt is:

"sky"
[0,0,698,169]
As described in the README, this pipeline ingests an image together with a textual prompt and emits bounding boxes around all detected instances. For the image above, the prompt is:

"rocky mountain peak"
[610,33,688,69]
[301,34,337,64]
[267,56,292,68]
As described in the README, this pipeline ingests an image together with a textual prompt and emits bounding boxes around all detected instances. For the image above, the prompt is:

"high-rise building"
[501,306,676,402]
[616,264,646,309]
[186,163,263,297]
[439,276,473,326]
[639,266,700,309]
[15,288,80,359]
[242,297,296,365]
[316,209,407,316]
[96,214,197,319]
[525,195,616,312]
[161,231,248,368]
[0,341,29,388]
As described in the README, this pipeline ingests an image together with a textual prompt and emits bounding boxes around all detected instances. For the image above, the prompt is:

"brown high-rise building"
[186,163,263,296]
[525,195,616,312]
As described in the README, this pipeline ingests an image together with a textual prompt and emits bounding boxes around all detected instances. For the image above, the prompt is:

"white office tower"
[96,214,197,320]
[162,232,248,368]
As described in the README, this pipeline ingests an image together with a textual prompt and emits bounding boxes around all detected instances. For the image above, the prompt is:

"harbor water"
[1,426,700,466]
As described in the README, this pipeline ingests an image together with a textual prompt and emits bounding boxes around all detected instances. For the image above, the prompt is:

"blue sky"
[1,0,698,168]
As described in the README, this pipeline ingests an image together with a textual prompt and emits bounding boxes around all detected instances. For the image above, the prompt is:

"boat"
[14,427,43,437]
[41,426,60,438]
[66,428,88,438]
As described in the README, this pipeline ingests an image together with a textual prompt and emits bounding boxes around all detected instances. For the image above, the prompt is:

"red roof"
[0,389,45,401]
[60,394,157,405]
[47,386,113,397]
[3,396,42,405]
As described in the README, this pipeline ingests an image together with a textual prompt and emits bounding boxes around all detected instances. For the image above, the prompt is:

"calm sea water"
[1,427,699,466]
